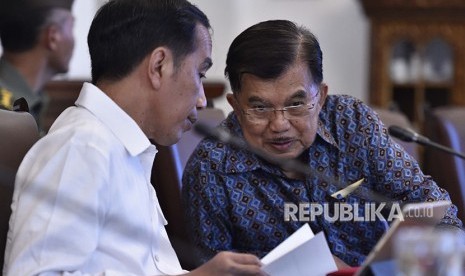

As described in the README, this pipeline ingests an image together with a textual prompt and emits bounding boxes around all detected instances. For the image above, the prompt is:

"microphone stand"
[416,138,465,160]
[388,125,465,160]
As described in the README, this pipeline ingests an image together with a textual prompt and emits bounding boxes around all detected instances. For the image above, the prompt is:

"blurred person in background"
[0,0,75,131]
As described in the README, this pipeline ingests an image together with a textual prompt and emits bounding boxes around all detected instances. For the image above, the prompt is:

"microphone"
[194,122,395,205]
[388,125,465,160]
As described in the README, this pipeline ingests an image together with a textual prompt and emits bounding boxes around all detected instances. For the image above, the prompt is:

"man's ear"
[148,47,173,90]
[45,24,61,51]
[317,83,328,107]
[226,93,241,116]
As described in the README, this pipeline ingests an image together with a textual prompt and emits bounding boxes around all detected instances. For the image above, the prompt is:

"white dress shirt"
[4,83,185,276]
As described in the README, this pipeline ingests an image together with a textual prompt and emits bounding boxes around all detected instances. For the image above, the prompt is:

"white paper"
[261,223,314,266]
[261,224,337,276]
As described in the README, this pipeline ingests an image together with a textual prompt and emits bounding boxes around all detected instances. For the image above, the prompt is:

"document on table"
[261,224,337,276]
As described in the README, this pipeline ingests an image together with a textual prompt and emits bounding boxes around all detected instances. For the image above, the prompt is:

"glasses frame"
[240,90,320,124]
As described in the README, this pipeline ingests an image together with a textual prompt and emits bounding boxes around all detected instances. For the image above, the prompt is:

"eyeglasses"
[243,102,317,124]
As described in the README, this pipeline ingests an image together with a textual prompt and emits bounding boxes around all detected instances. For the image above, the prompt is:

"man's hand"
[187,251,268,276]
[333,255,351,269]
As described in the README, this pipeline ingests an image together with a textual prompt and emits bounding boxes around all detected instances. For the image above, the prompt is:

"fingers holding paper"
[333,254,351,269]
[188,251,268,276]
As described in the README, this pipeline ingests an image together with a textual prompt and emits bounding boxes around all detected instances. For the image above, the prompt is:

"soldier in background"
[0,0,75,130]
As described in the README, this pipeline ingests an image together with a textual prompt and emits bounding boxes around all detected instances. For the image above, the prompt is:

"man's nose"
[268,109,290,132]
[197,85,207,108]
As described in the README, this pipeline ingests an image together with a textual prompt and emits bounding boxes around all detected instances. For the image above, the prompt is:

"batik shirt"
[182,94,462,266]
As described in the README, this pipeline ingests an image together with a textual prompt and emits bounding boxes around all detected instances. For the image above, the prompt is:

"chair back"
[0,109,39,269]
[151,108,226,269]
[423,107,465,222]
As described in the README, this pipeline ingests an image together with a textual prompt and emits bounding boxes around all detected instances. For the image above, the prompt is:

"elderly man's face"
[230,61,327,160]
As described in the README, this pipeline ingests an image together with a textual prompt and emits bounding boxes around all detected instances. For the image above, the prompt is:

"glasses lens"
[286,105,306,117]
[284,103,314,119]
[247,108,270,123]
[245,103,315,123]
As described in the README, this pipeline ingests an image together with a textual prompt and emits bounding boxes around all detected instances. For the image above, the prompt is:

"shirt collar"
[316,119,339,149]
[221,114,267,174]
[75,82,153,156]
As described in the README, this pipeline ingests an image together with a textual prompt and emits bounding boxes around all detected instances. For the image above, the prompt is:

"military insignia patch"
[0,87,14,110]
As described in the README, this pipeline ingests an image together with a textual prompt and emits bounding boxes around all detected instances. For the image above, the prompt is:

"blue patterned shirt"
[182,95,462,266]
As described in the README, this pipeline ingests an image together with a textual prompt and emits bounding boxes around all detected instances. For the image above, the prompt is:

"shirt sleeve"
[4,137,121,276]
[363,104,463,228]
[182,155,234,265]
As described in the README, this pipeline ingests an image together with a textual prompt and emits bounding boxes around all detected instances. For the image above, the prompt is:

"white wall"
[64,0,370,114]
[190,0,370,114]
[64,0,98,80]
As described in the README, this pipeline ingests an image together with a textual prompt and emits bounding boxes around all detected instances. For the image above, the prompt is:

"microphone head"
[194,122,239,146]
[193,122,213,138]
[388,125,417,142]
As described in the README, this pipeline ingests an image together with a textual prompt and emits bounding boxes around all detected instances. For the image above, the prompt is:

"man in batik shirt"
[182,19,463,267]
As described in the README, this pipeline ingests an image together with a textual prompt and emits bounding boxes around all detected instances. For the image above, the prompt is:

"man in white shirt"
[3,0,266,275]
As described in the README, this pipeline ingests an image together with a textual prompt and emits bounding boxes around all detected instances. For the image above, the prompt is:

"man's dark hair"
[0,0,72,52]
[225,20,323,93]
[87,0,210,84]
